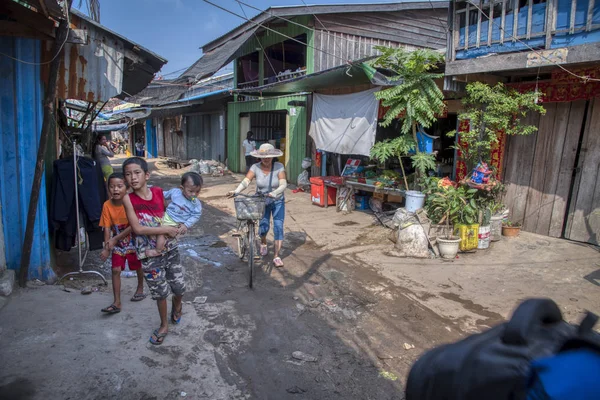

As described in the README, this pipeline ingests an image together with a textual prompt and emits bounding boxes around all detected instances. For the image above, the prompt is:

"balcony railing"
[450,0,600,61]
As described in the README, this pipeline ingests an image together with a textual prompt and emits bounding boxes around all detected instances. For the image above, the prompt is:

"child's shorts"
[141,249,185,300]
[162,213,179,227]
[112,253,142,271]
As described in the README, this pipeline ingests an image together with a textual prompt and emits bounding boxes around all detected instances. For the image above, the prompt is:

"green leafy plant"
[503,219,521,227]
[448,82,546,171]
[427,184,478,238]
[370,47,444,189]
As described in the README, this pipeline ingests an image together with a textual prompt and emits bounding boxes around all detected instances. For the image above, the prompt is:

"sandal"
[273,257,284,268]
[131,293,147,302]
[260,244,268,256]
[171,302,182,325]
[149,329,167,345]
[101,304,121,314]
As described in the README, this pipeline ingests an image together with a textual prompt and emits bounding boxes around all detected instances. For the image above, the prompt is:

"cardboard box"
[373,191,386,201]
[387,194,404,203]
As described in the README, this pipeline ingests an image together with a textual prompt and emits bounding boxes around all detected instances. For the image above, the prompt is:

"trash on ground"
[121,271,136,278]
[30,279,45,286]
[379,371,399,381]
[81,286,92,295]
[180,392,187,397]
[286,386,306,394]
[296,303,306,312]
[292,351,318,362]
[193,296,207,304]
[403,343,415,350]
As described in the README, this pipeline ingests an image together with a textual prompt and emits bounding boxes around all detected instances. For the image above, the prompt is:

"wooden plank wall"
[565,98,600,245]
[503,100,587,237]
[316,10,447,50]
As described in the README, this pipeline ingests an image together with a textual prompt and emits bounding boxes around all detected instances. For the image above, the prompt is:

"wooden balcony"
[449,0,600,62]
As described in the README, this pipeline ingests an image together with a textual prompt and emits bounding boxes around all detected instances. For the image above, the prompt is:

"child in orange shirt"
[100,173,145,313]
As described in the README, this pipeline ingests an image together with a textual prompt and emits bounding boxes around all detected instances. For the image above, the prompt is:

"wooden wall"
[503,99,600,244]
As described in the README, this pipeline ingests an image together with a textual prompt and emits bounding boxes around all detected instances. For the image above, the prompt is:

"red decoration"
[454,121,505,181]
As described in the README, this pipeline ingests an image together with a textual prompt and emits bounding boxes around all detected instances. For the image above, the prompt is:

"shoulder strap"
[268,162,275,193]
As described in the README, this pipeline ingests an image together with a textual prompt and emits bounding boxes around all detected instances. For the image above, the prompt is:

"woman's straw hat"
[251,143,283,158]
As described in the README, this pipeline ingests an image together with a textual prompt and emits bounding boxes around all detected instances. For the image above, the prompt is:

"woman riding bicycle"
[228,143,288,267]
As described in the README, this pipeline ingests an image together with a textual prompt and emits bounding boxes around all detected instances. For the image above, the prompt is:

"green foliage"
[422,177,479,228]
[373,47,446,133]
[370,135,415,164]
[448,82,546,169]
[411,152,437,176]
[503,219,522,227]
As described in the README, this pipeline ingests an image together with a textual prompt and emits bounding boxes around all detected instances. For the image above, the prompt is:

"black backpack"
[406,298,600,400]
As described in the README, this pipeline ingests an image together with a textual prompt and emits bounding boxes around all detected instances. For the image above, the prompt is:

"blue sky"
[76,0,410,77]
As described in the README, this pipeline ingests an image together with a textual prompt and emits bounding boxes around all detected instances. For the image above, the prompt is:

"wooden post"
[18,18,70,287]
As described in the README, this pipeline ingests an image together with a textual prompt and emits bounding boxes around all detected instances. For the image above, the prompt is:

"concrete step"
[0,269,15,297]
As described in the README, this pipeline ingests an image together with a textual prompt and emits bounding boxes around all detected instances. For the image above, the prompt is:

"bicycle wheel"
[236,221,246,260]
[247,221,255,288]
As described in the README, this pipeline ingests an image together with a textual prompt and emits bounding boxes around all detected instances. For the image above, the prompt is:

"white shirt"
[243,139,255,156]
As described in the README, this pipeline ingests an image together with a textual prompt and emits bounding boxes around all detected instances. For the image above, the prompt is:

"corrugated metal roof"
[179,28,258,81]
[44,37,125,102]
[40,10,167,102]
[202,2,449,52]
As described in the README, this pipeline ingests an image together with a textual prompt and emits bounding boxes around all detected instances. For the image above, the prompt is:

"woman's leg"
[272,200,285,259]
[259,203,273,251]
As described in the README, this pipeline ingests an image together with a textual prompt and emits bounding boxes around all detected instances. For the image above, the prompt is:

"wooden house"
[445,0,600,245]
[182,2,449,181]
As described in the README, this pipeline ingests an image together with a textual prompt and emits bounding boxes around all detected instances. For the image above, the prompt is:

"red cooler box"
[310,177,337,207]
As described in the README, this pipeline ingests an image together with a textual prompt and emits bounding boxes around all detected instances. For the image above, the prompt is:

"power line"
[467,2,600,83]
[201,0,348,63]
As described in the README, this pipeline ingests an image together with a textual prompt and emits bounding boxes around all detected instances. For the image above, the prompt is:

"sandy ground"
[1,157,598,399]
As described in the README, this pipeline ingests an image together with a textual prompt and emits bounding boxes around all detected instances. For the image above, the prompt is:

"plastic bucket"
[478,225,491,249]
[490,215,503,242]
[405,190,425,213]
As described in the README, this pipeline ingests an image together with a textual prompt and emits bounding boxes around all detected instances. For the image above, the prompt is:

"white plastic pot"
[437,236,461,259]
[405,190,425,213]
[490,215,503,242]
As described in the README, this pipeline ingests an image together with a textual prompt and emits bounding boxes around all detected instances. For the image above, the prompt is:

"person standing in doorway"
[242,131,256,172]
[92,134,115,181]
[228,143,288,268]
[135,139,145,157]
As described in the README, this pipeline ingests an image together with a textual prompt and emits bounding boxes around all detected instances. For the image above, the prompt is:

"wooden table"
[345,181,406,197]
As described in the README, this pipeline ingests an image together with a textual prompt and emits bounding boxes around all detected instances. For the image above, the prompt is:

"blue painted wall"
[457,0,600,59]
[145,119,157,158]
[0,37,54,281]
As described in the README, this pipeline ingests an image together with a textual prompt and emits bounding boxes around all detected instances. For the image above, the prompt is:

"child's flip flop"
[131,293,146,302]
[101,304,121,314]
[149,329,167,345]
[273,257,284,268]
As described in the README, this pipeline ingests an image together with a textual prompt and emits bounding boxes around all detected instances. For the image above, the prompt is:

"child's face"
[181,180,201,201]
[124,164,149,191]
[108,178,127,201]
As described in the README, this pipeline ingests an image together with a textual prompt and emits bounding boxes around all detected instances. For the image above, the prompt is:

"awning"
[93,123,130,132]
[179,28,258,81]
[236,63,402,95]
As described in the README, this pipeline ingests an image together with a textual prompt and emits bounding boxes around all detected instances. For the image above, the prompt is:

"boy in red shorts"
[100,173,146,314]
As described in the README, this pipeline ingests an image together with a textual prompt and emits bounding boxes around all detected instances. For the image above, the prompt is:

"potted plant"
[428,184,464,259]
[502,220,522,237]
[448,82,546,174]
[370,47,444,211]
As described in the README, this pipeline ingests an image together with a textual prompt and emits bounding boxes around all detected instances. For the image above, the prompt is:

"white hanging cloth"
[309,87,380,156]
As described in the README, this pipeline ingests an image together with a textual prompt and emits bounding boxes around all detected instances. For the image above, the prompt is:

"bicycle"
[231,193,266,288]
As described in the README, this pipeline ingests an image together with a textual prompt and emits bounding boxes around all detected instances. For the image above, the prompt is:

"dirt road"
[0,167,464,400]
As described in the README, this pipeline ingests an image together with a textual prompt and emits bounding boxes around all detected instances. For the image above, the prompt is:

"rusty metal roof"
[40,9,167,102]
